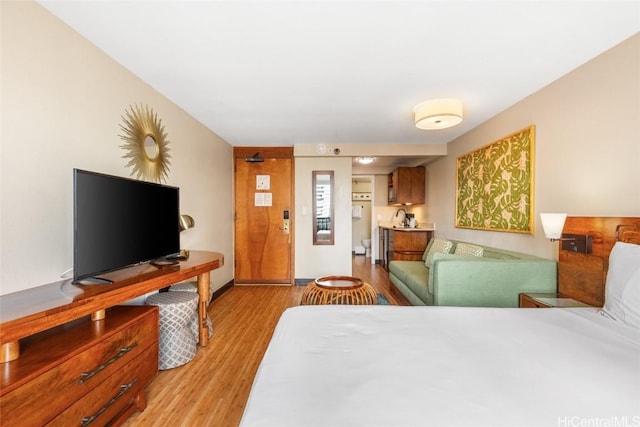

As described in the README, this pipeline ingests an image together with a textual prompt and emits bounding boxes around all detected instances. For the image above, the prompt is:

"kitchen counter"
[378,223,435,269]
[378,221,435,231]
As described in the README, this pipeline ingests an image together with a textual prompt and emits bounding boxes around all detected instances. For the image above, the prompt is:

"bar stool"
[168,281,214,338]
[145,291,198,370]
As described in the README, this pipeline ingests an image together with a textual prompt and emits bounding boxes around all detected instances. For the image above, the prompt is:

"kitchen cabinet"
[388,166,425,205]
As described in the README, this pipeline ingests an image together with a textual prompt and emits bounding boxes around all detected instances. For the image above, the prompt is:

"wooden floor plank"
[123,256,408,426]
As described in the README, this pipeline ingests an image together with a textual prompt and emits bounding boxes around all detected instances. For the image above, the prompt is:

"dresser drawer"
[47,346,158,427]
[1,306,158,427]
[391,252,424,261]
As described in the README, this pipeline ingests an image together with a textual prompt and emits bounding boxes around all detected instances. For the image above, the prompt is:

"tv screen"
[73,169,180,283]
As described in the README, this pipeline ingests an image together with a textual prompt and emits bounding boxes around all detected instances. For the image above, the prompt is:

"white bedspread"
[240,305,640,427]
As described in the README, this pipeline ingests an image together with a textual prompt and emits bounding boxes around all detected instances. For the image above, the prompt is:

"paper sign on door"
[256,175,270,190]
[254,192,273,207]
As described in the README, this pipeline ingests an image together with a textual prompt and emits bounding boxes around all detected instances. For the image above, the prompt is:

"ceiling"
[38,1,639,173]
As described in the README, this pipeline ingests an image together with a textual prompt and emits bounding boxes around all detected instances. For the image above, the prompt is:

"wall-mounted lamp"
[540,213,592,254]
[540,213,567,241]
[179,214,195,232]
[414,98,463,130]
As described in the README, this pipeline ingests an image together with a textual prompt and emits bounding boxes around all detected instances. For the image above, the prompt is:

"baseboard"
[211,279,234,301]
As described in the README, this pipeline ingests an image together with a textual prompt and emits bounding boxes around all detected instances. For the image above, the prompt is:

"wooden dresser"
[1,305,158,426]
[0,251,223,425]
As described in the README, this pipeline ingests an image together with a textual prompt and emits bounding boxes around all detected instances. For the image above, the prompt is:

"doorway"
[351,175,374,263]
[233,147,294,284]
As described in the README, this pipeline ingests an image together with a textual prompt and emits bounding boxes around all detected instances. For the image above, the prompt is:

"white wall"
[425,34,640,260]
[295,157,352,278]
[0,2,234,295]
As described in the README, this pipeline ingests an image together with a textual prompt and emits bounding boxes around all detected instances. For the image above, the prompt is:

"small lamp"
[540,213,592,253]
[540,213,567,241]
[179,214,195,232]
[177,214,195,260]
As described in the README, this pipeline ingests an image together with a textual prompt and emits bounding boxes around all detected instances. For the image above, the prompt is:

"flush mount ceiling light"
[355,157,375,165]
[414,98,463,130]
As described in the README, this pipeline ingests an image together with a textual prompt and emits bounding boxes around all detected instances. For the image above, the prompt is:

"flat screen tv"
[73,169,180,283]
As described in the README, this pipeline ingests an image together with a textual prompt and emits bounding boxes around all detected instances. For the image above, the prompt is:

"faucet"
[394,208,407,226]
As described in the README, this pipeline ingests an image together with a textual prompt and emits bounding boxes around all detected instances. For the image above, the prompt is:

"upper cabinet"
[388,166,425,205]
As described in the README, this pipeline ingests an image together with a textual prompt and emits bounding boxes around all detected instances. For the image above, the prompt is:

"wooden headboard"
[559,216,640,306]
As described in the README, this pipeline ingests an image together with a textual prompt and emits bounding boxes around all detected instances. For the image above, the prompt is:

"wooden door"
[233,147,293,284]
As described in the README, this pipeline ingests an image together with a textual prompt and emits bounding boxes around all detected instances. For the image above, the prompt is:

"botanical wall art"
[455,125,535,233]
[119,103,172,183]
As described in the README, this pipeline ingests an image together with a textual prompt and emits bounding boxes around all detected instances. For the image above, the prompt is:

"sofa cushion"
[389,260,431,303]
[454,242,484,257]
[424,238,454,266]
[481,247,520,260]
[421,238,434,261]
[427,253,484,294]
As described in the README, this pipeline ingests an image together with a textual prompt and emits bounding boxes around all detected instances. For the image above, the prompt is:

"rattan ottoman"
[301,276,378,305]
[146,291,198,370]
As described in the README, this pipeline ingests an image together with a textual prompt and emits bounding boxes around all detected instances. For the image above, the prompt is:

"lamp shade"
[540,213,567,240]
[414,98,463,130]
[179,214,195,232]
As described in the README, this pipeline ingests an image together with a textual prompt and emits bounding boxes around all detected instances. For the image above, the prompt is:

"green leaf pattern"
[456,126,534,233]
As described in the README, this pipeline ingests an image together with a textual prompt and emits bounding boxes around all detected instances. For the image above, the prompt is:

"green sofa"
[388,239,557,307]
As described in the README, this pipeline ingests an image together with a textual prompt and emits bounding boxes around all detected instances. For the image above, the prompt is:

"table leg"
[197,272,210,346]
[1,341,20,363]
[91,309,106,321]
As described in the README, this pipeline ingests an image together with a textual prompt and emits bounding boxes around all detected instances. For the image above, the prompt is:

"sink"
[378,221,435,231]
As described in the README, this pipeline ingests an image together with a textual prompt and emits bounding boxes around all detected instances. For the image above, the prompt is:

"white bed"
[240,243,640,427]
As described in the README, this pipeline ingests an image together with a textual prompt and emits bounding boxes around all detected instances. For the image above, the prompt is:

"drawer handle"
[78,342,139,384]
[80,378,138,427]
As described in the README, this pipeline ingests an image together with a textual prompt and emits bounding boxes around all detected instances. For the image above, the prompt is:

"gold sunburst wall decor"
[119,103,172,183]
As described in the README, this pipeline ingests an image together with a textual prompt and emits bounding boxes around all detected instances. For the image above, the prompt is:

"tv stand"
[0,250,224,363]
[0,251,223,425]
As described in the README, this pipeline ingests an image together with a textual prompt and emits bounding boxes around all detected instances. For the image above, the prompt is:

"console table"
[0,250,224,362]
[0,251,223,425]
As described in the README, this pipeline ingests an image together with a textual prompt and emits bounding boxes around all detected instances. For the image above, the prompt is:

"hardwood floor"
[123,256,408,426]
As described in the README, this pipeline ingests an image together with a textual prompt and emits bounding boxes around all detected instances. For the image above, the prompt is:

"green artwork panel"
[455,126,535,233]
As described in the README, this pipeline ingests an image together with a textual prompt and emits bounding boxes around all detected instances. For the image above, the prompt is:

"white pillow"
[602,242,640,329]
[425,238,454,267]
[454,242,484,257]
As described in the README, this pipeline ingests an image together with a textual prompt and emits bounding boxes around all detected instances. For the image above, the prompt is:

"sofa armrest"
[429,254,557,307]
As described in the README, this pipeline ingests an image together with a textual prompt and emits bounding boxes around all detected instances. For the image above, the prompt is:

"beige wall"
[0,2,234,295]
[294,157,352,278]
[2,3,637,294]
[425,34,640,260]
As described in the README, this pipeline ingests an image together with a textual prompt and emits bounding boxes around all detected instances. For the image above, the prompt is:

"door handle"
[281,210,290,234]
